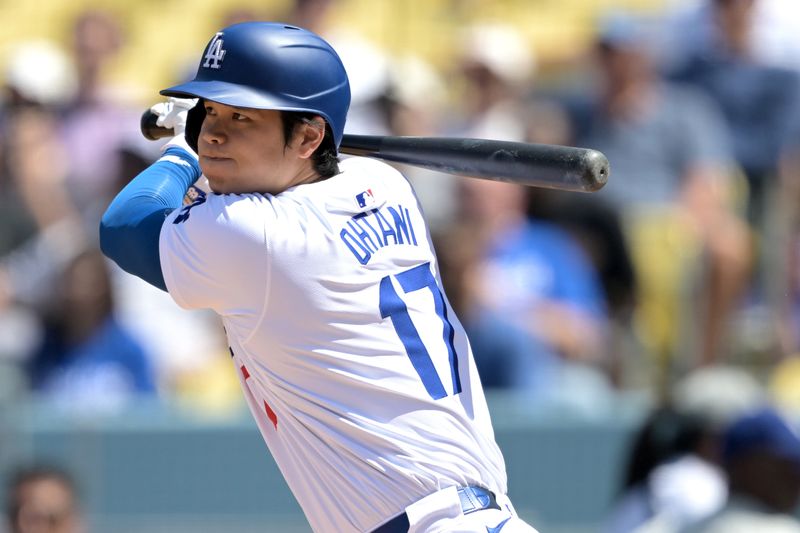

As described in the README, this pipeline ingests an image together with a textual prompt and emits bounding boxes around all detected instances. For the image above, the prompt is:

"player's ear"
[295,116,325,159]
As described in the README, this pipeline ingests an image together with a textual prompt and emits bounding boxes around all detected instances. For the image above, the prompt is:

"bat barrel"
[340,135,609,192]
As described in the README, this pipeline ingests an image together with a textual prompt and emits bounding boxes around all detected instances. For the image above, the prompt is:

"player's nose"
[200,118,226,145]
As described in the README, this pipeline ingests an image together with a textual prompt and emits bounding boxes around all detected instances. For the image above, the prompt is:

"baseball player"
[100,22,538,533]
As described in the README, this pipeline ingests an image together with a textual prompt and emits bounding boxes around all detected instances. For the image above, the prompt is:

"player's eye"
[232,112,249,121]
[204,106,216,116]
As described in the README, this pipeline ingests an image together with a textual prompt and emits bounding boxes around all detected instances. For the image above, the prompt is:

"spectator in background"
[0,39,80,265]
[436,178,611,414]
[0,106,87,312]
[603,406,726,533]
[520,98,639,388]
[667,0,800,231]
[0,41,87,396]
[4,465,84,533]
[566,12,752,372]
[664,0,800,364]
[681,407,800,533]
[527,187,638,387]
[661,0,800,74]
[451,23,535,142]
[0,39,84,285]
[604,365,764,533]
[0,35,165,412]
[58,9,156,223]
[26,248,155,411]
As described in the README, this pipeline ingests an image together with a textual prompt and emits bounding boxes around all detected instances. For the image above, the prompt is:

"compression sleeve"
[99,144,201,291]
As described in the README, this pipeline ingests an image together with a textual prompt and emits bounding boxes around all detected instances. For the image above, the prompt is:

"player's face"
[198,101,323,195]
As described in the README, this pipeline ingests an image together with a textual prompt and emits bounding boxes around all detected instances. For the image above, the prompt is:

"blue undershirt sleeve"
[99,145,201,291]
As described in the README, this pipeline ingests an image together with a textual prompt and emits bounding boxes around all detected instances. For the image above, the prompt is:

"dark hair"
[280,111,340,179]
[619,406,708,493]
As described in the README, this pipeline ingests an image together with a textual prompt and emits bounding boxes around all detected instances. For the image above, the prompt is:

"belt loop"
[458,486,480,513]
[371,485,500,533]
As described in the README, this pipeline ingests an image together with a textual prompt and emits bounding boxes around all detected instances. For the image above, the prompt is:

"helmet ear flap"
[185,100,206,153]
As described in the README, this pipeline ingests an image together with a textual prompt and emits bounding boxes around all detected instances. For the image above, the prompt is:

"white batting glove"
[150,97,198,135]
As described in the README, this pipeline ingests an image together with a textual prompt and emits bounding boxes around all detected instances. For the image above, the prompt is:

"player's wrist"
[157,135,202,181]
[162,134,198,159]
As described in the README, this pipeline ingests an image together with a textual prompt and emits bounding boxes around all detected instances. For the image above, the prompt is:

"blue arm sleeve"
[99,146,201,291]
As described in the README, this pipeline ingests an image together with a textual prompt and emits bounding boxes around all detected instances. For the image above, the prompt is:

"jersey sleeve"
[159,193,271,316]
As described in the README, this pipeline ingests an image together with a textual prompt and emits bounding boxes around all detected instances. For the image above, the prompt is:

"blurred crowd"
[0,0,800,530]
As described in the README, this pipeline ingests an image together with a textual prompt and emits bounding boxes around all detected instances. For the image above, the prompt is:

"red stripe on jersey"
[265,401,278,429]
[240,364,277,429]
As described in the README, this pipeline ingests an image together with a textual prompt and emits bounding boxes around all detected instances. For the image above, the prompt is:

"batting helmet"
[161,21,351,149]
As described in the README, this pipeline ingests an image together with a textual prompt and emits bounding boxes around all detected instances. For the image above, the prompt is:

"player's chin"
[199,172,229,194]
[204,173,255,195]
[206,179,224,194]
[200,162,234,193]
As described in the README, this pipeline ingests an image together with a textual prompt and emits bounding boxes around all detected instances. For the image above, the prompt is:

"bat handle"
[141,110,174,140]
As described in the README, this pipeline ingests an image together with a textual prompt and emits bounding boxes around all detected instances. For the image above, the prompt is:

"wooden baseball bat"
[141,110,609,193]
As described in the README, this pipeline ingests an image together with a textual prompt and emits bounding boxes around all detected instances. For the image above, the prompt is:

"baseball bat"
[141,110,608,192]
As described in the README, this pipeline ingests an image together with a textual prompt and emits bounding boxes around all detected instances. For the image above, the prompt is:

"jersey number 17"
[379,262,462,400]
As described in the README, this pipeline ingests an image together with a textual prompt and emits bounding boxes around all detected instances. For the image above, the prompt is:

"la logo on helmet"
[203,33,226,69]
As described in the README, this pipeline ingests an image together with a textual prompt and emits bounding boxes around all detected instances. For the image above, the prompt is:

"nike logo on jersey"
[340,204,419,265]
[486,516,512,533]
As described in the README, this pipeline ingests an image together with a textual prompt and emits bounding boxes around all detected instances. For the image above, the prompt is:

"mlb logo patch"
[356,189,375,208]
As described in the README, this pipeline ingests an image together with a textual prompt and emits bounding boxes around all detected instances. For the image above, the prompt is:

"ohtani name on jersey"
[340,204,418,264]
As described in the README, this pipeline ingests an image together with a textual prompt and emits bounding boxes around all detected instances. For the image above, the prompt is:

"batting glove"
[150,97,198,135]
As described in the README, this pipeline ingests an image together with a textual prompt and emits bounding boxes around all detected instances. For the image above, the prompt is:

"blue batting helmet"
[161,21,351,148]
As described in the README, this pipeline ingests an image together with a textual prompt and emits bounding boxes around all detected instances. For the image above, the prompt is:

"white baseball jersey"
[159,157,507,532]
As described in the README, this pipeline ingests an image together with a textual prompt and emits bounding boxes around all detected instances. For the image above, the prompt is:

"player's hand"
[150,97,198,135]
